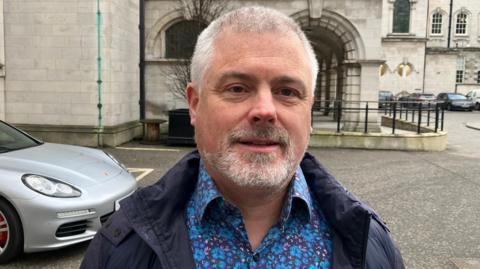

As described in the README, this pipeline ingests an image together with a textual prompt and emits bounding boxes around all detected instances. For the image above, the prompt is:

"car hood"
[0,143,123,188]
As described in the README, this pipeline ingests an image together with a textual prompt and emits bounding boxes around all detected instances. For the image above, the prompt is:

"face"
[187,28,314,191]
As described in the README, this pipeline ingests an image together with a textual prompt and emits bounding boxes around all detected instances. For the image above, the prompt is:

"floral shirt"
[185,161,333,269]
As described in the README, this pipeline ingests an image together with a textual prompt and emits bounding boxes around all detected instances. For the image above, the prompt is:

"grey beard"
[200,125,301,191]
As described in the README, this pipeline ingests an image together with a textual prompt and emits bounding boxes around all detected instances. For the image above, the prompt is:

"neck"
[212,173,292,250]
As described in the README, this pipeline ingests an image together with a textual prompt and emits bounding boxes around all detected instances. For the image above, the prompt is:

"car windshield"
[419,94,435,99]
[379,91,392,97]
[447,94,467,100]
[0,122,40,153]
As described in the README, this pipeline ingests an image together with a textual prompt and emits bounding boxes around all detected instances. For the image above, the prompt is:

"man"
[81,6,404,269]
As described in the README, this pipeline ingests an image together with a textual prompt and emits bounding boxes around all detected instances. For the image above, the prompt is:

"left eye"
[226,85,248,94]
[278,88,297,97]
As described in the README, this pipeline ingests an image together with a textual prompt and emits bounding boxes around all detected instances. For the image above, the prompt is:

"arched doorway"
[293,9,380,132]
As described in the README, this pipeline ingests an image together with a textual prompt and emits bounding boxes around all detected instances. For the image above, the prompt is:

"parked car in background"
[465,89,480,110]
[437,93,474,111]
[0,121,137,264]
[401,93,436,108]
[378,90,395,108]
[396,91,410,104]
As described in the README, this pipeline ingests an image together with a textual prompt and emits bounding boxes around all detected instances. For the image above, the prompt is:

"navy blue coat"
[81,151,404,269]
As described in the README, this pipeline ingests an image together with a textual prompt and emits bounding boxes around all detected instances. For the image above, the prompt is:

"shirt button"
[252,254,260,262]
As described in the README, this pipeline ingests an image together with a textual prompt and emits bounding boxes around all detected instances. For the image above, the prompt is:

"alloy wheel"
[0,211,9,255]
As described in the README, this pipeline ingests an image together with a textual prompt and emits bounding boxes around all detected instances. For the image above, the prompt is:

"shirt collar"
[280,166,314,224]
[191,160,314,224]
[191,160,222,223]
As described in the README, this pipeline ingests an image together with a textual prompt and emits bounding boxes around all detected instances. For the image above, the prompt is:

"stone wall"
[4,0,99,125]
[428,0,480,48]
[424,52,457,94]
[380,40,426,95]
[102,0,140,126]
[0,0,4,121]
[2,0,140,146]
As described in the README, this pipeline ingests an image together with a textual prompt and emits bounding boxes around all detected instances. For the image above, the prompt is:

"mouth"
[238,138,279,146]
[235,138,282,153]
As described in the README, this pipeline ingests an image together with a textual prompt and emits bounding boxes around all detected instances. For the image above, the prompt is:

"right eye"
[227,85,247,93]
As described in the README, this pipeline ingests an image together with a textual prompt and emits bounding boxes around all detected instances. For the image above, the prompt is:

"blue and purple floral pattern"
[185,161,333,268]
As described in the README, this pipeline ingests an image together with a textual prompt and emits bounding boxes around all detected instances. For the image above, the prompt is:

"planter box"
[167,108,196,146]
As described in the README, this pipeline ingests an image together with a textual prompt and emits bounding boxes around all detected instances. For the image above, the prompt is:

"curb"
[450,258,480,269]
[465,122,480,131]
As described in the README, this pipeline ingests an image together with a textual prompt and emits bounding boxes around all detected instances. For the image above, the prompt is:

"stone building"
[0,0,478,146]
[0,0,141,146]
[380,0,480,96]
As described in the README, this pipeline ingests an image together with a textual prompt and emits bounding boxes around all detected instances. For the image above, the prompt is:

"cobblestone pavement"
[4,111,480,269]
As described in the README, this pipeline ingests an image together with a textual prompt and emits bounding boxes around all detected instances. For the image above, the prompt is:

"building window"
[456,70,464,83]
[393,0,410,33]
[431,13,442,34]
[477,71,480,83]
[456,57,465,83]
[455,13,468,35]
[165,20,206,59]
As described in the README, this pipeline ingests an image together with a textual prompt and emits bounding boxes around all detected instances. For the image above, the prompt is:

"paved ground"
[4,111,480,269]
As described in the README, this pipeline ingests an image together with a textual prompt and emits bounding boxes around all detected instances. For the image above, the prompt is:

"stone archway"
[145,9,185,59]
[292,9,380,132]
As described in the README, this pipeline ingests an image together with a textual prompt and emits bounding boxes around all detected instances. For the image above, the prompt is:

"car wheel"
[0,200,23,264]
[476,103,480,110]
[447,104,452,111]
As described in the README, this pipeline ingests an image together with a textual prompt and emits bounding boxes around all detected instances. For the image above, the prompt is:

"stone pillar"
[342,60,383,133]
[323,59,332,116]
[342,62,361,130]
[308,0,325,19]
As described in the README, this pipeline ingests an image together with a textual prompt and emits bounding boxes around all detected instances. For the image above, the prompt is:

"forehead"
[204,28,312,87]
[213,28,307,61]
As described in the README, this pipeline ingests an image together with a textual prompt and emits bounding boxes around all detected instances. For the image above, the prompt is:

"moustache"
[227,125,290,147]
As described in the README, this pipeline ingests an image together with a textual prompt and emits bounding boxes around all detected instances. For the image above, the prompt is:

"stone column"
[308,0,325,19]
[342,60,384,132]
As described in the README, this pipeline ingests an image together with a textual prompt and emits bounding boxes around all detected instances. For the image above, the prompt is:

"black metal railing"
[311,100,445,134]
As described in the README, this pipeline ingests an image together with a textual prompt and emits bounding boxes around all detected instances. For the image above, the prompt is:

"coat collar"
[122,150,376,269]
[300,152,375,268]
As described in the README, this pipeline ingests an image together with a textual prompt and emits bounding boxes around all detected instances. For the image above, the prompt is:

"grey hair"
[190,6,318,94]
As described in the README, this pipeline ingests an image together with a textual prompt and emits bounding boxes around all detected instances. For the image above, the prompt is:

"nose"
[247,89,277,125]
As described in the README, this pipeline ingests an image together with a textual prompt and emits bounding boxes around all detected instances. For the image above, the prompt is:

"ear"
[186,83,199,126]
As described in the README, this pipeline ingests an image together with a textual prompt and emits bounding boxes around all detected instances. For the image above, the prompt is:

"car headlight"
[104,151,128,171]
[21,174,81,198]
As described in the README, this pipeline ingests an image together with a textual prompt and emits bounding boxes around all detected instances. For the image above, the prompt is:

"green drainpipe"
[96,0,103,146]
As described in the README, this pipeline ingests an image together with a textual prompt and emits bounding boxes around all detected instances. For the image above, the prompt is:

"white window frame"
[454,9,470,36]
[431,12,443,36]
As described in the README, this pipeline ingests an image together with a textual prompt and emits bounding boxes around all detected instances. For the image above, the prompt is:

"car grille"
[55,220,88,237]
[100,211,114,225]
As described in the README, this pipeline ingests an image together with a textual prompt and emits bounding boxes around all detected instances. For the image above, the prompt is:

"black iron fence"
[311,100,445,134]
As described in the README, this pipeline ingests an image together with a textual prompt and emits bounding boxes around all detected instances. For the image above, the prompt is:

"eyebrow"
[214,71,257,89]
[214,71,308,94]
[271,75,307,92]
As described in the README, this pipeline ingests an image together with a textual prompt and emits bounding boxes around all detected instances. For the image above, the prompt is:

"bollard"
[417,103,422,134]
[392,102,397,134]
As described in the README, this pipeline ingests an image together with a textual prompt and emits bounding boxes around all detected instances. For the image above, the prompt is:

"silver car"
[0,121,137,263]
